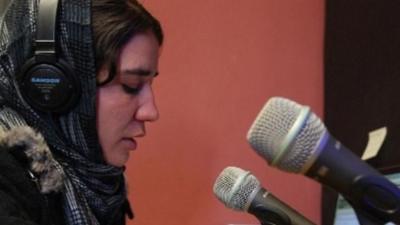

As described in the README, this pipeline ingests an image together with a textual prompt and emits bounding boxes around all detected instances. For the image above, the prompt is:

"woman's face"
[96,31,160,167]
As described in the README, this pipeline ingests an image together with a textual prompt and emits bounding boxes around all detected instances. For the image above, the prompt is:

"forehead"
[118,31,161,70]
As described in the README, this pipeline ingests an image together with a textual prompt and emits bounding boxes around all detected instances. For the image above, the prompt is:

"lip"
[121,138,137,151]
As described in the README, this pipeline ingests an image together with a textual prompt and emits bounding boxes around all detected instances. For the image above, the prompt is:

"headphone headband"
[35,0,58,57]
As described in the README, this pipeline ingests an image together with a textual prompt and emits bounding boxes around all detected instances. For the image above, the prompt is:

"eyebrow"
[122,68,159,77]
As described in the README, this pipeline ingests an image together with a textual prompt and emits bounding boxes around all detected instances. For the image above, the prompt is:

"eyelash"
[122,84,142,95]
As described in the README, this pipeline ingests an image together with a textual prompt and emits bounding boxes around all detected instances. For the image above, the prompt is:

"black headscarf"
[0,0,126,224]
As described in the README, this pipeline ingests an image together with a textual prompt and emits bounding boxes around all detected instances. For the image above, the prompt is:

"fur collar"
[0,126,65,193]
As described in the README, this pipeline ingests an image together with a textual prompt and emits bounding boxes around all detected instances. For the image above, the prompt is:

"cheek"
[96,87,139,129]
[97,86,125,115]
[97,88,114,125]
[96,88,125,152]
[96,88,123,139]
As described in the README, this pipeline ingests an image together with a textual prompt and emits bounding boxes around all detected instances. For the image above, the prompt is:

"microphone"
[246,97,400,223]
[213,166,316,225]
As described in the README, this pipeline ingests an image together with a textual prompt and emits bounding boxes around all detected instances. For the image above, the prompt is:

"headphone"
[18,0,80,113]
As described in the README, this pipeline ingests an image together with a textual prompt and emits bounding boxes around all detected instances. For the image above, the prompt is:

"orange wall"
[126,1,325,224]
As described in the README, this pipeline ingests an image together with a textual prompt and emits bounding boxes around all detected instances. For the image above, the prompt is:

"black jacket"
[0,131,65,225]
[0,126,133,225]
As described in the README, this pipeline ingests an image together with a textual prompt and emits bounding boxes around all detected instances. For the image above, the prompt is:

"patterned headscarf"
[0,0,127,224]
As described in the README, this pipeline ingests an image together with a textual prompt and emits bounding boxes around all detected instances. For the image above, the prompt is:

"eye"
[122,84,142,95]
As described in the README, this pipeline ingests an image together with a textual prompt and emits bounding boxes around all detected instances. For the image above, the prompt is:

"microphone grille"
[247,97,326,173]
[213,167,260,211]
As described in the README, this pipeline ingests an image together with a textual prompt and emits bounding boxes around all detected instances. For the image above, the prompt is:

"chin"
[108,160,128,168]
[105,154,130,168]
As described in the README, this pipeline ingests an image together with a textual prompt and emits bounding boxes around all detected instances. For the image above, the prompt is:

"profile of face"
[96,30,160,167]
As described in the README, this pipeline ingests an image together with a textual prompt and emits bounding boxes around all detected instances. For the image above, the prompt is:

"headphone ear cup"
[18,57,80,113]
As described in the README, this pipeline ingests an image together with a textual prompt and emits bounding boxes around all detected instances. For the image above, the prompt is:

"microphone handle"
[248,188,316,225]
[306,132,381,196]
[306,132,400,223]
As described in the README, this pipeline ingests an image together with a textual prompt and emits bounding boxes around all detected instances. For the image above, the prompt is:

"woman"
[0,0,163,224]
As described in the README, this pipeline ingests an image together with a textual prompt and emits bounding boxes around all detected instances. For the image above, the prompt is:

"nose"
[135,84,159,122]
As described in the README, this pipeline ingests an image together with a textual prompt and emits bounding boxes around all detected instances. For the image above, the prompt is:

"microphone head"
[247,97,326,173]
[213,167,260,211]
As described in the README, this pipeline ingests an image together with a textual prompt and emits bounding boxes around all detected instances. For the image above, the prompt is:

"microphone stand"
[343,175,400,224]
[354,207,387,225]
[345,196,392,225]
